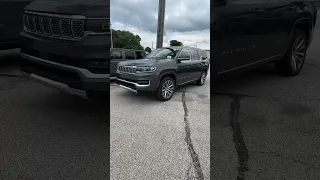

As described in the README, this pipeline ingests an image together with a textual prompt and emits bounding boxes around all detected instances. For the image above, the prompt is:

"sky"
[110,0,210,49]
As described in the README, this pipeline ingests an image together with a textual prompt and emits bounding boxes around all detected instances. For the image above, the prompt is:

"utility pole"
[156,0,165,49]
[110,23,113,48]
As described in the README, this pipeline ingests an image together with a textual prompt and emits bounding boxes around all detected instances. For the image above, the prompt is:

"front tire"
[196,71,207,86]
[156,77,175,101]
[275,29,307,76]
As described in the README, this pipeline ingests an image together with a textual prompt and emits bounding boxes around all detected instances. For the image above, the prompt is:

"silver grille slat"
[117,66,137,74]
[23,11,85,41]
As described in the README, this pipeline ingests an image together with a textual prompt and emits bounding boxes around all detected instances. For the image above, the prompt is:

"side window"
[125,51,135,60]
[136,51,146,59]
[191,50,200,60]
[178,49,190,59]
[111,51,123,60]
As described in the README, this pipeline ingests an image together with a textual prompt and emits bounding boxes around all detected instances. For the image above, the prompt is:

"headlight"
[136,66,156,73]
[85,18,110,34]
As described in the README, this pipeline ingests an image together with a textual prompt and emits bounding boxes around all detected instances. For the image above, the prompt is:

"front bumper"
[115,73,159,93]
[21,53,110,99]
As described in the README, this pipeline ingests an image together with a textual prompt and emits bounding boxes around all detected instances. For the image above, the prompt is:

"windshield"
[146,48,178,59]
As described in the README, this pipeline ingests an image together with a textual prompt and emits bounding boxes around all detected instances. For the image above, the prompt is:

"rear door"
[190,49,203,79]
[263,0,297,57]
[110,50,124,76]
[176,48,193,84]
[212,0,268,74]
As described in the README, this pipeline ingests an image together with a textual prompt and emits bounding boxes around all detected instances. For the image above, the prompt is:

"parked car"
[212,0,318,79]
[110,48,147,79]
[0,0,34,50]
[116,46,210,101]
[20,0,110,100]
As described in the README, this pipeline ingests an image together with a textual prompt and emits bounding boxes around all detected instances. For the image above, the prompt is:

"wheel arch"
[159,70,177,85]
[291,18,312,47]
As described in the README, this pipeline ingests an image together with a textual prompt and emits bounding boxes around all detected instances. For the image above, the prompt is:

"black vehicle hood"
[25,0,109,18]
[119,59,158,66]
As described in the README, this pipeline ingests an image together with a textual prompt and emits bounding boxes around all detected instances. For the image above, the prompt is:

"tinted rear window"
[111,51,123,59]
[125,51,135,60]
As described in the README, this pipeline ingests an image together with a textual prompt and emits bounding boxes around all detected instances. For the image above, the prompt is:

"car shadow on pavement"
[0,48,21,65]
[30,91,110,125]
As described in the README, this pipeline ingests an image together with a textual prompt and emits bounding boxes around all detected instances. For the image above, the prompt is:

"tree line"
[112,30,183,53]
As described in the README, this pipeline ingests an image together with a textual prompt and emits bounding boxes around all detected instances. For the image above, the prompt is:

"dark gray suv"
[116,46,210,101]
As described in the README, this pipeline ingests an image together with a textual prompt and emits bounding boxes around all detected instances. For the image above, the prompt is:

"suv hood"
[119,59,158,67]
[25,0,109,18]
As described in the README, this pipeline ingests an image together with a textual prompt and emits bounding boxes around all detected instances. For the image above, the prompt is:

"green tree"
[170,40,183,47]
[112,30,144,50]
[145,47,151,53]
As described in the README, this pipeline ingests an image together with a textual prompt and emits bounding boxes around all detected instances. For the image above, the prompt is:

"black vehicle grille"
[23,11,85,41]
[117,65,136,74]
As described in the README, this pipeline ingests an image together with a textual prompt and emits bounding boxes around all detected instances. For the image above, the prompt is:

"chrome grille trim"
[117,66,137,74]
[23,11,85,41]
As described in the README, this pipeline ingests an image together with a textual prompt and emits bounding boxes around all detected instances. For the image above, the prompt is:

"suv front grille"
[117,65,136,74]
[23,11,85,41]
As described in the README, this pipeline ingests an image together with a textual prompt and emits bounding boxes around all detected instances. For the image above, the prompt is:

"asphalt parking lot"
[0,50,109,179]
[110,71,210,179]
[212,27,320,179]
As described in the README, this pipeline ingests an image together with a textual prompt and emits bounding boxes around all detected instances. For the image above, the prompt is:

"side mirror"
[166,55,172,59]
[202,57,207,60]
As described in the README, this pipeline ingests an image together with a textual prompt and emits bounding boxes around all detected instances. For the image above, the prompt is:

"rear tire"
[196,71,207,86]
[156,77,175,101]
[275,29,307,76]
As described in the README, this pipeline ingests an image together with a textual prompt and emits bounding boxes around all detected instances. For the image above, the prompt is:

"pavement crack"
[229,95,249,180]
[182,92,204,180]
